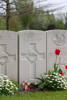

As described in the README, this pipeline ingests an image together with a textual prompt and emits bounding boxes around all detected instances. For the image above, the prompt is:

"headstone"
[0,31,17,81]
[0,30,67,84]
[19,30,46,84]
[47,30,67,76]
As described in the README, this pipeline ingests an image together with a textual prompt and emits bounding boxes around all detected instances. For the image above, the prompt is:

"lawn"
[0,91,67,100]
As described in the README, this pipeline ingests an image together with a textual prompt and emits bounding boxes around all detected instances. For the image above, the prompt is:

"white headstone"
[0,31,17,81]
[19,30,46,83]
[47,30,67,76]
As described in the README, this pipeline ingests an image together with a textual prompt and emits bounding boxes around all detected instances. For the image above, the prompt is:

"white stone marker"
[19,30,46,84]
[47,30,67,76]
[0,31,17,81]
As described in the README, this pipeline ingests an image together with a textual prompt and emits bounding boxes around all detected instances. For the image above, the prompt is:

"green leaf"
[48,70,52,75]
[58,68,63,74]
[54,63,58,72]
[36,75,45,82]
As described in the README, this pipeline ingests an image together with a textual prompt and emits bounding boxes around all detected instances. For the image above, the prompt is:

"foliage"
[37,72,67,90]
[46,13,56,30]
[29,11,56,30]
[0,75,18,95]
[0,0,67,31]
[15,0,57,31]
[64,13,67,30]
[55,18,65,29]
[15,0,34,29]
[37,49,67,90]
[0,0,16,30]
[9,15,20,31]
[11,80,19,89]
[0,17,6,30]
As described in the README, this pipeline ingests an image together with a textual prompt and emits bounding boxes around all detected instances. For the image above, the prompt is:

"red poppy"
[55,49,60,55]
[65,65,67,69]
[60,72,63,76]
[26,87,30,91]
[24,82,28,86]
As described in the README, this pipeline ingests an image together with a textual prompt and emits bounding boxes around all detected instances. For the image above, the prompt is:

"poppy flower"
[24,82,28,86]
[26,87,30,91]
[55,49,60,55]
[60,72,63,76]
[65,65,67,69]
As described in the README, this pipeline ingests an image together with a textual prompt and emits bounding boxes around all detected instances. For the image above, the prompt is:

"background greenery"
[0,0,67,31]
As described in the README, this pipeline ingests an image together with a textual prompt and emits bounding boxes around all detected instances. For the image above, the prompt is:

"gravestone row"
[0,30,67,84]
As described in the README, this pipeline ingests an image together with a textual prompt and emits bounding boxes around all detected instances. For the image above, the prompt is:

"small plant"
[0,75,18,95]
[23,81,30,91]
[54,49,63,74]
[37,49,67,90]
[37,72,67,90]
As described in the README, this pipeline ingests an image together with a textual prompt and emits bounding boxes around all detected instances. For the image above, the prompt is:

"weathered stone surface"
[0,31,17,81]
[47,30,67,76]
[19,30,46,83]
[0,30,67,84]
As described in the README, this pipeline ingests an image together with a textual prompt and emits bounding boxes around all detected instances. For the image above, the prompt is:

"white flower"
[0,74,18,95]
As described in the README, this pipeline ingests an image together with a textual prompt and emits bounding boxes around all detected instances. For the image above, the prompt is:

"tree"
[0,0,65,30]
[9,14,20,31]
[0,0,16,30]
[15,0,65,30]
[0,17,6,30]
[55,18,65,29]
[46,13,56,30]
[29,9,56,31]
[15,0,34,29]
[64,13,67,30]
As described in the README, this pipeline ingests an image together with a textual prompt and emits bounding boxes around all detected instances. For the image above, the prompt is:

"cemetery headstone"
[19,30,46,83]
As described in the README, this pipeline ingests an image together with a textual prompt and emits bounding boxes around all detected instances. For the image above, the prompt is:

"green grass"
[0,91,67,100]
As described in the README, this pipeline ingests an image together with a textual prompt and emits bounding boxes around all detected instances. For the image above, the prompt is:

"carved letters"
[0,44,16,75]
[53,33,66,46]
[21,43,45,79]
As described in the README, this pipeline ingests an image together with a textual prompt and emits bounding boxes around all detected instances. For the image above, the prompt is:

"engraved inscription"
[21,43,45,79]
[0,44,16,75]
[53,33,66,46]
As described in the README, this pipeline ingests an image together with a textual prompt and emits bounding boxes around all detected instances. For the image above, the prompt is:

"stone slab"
[19,30,46,84]
[47,30,67,76]
[0,31,17,81]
